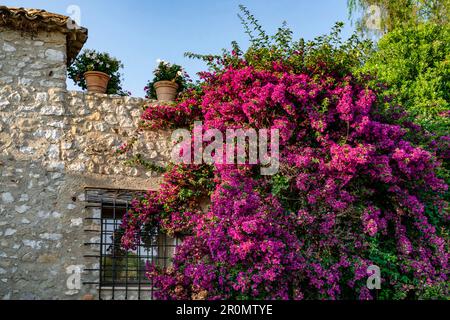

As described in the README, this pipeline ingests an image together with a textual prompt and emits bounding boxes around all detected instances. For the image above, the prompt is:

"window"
[84,188,179,300]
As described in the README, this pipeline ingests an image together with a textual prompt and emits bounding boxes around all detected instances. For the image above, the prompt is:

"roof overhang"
[0,6,88,66]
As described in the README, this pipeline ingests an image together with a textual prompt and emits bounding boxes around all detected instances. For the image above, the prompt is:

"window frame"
[83,188,179,300]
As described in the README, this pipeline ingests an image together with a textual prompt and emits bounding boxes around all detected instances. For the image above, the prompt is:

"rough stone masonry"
[0,7,171,299]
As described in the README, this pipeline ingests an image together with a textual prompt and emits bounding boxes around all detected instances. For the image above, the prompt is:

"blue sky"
[4,0,356,97]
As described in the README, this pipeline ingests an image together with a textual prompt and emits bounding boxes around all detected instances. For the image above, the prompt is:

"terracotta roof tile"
[0,6,88,65]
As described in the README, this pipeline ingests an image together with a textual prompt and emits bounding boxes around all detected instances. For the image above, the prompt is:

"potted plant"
[68,49,129,95]
[144,60,188,101]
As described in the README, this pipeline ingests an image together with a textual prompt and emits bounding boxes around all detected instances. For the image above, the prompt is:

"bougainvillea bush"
[121,8,449,300]
[358,23,450,194]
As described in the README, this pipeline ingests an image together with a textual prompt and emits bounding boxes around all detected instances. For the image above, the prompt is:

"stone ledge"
[67,90,156,103]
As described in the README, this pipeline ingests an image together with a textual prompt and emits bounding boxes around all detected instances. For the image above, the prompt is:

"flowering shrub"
[121,9,448,300]
[68,49,129,95]
[144,60,190,99]
[359,22,450,209]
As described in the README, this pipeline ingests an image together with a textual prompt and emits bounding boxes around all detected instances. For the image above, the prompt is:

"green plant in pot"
[68,49,129,95]
[145,60,188,101]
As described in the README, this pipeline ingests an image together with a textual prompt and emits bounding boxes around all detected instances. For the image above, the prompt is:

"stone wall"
[0,87,171,300]
[0,30,67,89]
[0,30,172,300]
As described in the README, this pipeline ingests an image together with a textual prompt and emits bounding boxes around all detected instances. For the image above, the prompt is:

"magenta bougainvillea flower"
[120,22,448,299]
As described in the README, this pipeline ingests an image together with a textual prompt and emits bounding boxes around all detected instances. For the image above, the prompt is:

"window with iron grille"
[84,188,179,300]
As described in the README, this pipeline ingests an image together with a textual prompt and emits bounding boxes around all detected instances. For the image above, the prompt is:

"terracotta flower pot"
[84,71,110,94]
[154,80,179,101]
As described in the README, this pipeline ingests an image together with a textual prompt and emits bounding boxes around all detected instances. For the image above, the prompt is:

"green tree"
[360,23,450,136]
[348,0,450,35]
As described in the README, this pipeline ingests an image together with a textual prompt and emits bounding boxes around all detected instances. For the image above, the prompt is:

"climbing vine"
[120,8,448,300]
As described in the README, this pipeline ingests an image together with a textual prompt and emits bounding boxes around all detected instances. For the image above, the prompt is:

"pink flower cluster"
[121,57,448,299]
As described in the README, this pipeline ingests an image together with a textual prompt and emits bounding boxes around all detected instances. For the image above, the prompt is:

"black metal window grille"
[84,188,179,300]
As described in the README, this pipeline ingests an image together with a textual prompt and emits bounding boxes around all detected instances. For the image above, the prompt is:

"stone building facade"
[0,7,172,300]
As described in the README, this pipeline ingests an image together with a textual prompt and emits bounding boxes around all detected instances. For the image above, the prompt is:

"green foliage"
[271,174,290,197]
[418,282,450,299]
[144,61,189,99]
[360,23,450,136]
[348,0,450,35]
[237,4,271,48]
[102,252,146,282]
[123,153,166,173]
[178,188,194,201]
[298,23,374,77]
[68,49,129,95]
[185,6,373,78]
